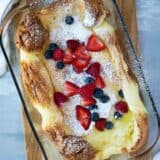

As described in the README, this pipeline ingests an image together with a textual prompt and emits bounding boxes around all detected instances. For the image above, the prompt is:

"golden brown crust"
[21,61,53,107]
[45,129,95,160]
[130,114,148,154]
[16,13,48,52]
[17,0,148,159]
[84,0,106,26]
[61,136,95,160]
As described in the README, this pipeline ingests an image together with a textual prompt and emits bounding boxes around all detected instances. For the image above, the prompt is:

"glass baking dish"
[0,0,160,159]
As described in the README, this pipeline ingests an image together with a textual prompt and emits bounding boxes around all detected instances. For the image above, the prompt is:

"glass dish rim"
[0,0,160,159]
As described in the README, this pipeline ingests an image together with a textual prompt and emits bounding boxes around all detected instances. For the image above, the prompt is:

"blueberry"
[118,89,124,98]
[100,95,110,103]
[93,88,104,99]
[85,77,95,84]
[56,61,65,69]
[44,50,53,59]
[91,112,100,122]
[65,16,74,25]
[105,121,114,129]
[48,43,58,51]
[114,112,122,120]
[89,105,98,110]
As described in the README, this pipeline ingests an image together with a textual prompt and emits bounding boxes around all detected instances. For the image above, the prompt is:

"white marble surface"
[0,0,160,159]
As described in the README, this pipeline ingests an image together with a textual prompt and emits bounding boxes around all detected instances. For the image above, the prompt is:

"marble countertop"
[0,0,160,159]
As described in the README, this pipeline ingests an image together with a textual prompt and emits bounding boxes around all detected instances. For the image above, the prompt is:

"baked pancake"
[16,0,148,159]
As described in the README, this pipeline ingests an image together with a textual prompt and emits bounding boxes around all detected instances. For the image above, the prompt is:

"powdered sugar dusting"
[62,95,94,136]
[61,65,118,136]
[50,16,92,49]
[49,14,118,136]
[91,53,115,81]
[65,65,90,87]
[96,89,117,118]
[84,8,96,27]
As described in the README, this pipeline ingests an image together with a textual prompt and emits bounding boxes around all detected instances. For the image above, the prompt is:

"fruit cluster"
[45,34,129,131]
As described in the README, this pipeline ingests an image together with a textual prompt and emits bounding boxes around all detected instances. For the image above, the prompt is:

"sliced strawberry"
[76,105,91,130]
[67,40,80,51]
[79,83,96,99]
[95,76,106,89]
[81,98,96,106]
[53,48,64,61]
[63,48,74,64]
[73,58,89,73]
[95,118,106,131]
[74,45,91,61]
[86,62,101,77]
[86,35,106,51]
[115,101,129,113]
[80,118,91,130]
[65,81,79,96]
[54,92,68,106]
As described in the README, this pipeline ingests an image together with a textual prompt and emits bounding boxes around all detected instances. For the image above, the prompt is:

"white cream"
[65,65,90,87]
[49,16,118,136]
[50,16,92,49]
[62,65,117,136]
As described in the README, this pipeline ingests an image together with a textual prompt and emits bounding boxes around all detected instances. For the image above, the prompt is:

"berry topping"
[76,105,91,130]
[91,112,100,122]
[86,35,106,51]
[86,62,101,77]
[65,81,79,97]
[56,61,65,69]
[48,43,58,51]
[95,118,106,131]
[44,50,54,59]
[114,112,122,120]
[67,40,80,51]
[74,45,91,61]
[118,89,124,98]
[85,77,95,84]
[63,48,74,64]
[93,88,104,99]
[89,105,98,110]
[53,48,64,61]
[100,95,110,103]
[65,16,74,25]
[95,76,106,89]
[73,58,89,73]
[81,98,96,106]
[115,101,129,113]
[105,121,114,130]
[79,83,96,99]
[54,92,68,106]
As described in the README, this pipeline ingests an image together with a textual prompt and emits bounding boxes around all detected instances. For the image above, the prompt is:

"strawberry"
[74,45,91,61]
[67,40,80,51]
[81,98,96,106]
[73,58,89,73]
[95,118,106,131]
[86,35,106,51]
[65,81,79,96]
[79,83,96,99]
[115,101,129,113]
[54,92,68,106]
[53,48,64,61]
[76,105,91,130]
[63,48,74,64]
[86,62,101,77]
[95,76,106,89]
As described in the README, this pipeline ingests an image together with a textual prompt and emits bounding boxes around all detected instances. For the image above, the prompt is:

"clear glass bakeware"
[0,0,160,160]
